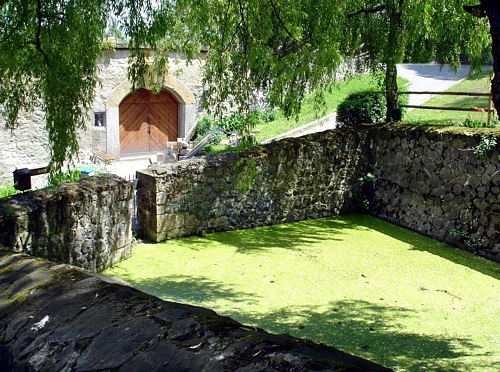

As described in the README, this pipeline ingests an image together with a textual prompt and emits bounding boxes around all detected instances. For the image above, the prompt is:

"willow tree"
[0,0,198,175]
[182,0,493,124]
[1,0,497,174]
[176,0,351,129]
[344,0,491,122]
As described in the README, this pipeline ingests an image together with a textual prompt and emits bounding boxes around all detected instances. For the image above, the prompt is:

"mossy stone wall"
[138,124,500,263]
[0,174,133,272]
[370,125,500,261]
[137,128,371,242]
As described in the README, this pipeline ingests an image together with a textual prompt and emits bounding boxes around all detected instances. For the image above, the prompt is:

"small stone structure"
[0,250,391,371]
[137,124,500,262]
[137,128,370,241]
[0,174,133,272]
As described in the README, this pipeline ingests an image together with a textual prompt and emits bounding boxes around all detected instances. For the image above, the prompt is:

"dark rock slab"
[0,250,391,371]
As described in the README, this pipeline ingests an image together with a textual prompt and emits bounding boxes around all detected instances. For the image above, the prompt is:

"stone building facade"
[0,44,206,183]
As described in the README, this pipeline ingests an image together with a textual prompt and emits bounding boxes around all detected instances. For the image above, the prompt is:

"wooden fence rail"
[397,91,494,125]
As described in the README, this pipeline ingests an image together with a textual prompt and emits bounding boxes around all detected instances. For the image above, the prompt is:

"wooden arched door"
[119,88,178,155]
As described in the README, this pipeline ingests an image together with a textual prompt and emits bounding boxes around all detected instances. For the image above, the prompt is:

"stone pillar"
[106,106,121,158]
[178,104,197,139]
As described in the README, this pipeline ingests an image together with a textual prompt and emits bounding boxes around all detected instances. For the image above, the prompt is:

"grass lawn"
[104,214,500,372]
[404,70,496,126]
[254,74,380,142]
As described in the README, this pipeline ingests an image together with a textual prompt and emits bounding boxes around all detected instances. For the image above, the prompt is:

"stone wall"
[137,124,500,262]
[0,110,92,185]
[0,174,133,272]
[137,128,371,241]
[370,125,500,261]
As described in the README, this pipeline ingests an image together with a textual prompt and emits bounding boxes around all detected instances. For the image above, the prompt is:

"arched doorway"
[119,88,178,155]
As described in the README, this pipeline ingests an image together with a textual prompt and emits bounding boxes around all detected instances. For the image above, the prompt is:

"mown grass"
[210,67,494,151]
[104,214,500,371]
[205,74,386,152]
[404,70,497,126]
[253,69,496,143]
[254,74,384,142]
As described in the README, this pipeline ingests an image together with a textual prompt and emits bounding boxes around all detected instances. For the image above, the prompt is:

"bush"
[193,114,222,145]
[336,92,387,126]
[218,114,244,134]
[256,106,278,123]
[194,114,215,140]
[0,181,19,199]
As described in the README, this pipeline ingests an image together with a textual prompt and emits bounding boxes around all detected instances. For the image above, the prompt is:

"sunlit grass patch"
[405,70,496,126]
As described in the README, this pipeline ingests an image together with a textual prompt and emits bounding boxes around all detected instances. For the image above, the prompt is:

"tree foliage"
[0,0,498,173]
[0,0,107,172]
[343,0,491,121]
[0,0,198,174]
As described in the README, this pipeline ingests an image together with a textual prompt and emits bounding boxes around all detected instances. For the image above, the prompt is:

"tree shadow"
[361,215,500,280]
[234,300,496,371]
[126,274,260,306]
[173,215,368,254]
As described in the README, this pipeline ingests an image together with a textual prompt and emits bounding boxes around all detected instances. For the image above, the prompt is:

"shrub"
[194,114,215,140]
[193,114,223,145]
[218,114,241,134]
[0,181,19,199]
[336,91,387,126]
[257,106,278,123]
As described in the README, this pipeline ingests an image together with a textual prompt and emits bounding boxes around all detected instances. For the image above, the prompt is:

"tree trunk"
[385,0,404,122]
[485,1,500,120]
[385,63,402,122]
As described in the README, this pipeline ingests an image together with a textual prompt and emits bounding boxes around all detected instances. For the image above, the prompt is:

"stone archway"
[105,75,197,158]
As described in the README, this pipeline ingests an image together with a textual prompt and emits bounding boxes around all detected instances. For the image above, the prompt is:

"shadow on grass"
[126,274,260,306]
[356,214,500,281]
[173,216,367,254]
[230,299,495,371]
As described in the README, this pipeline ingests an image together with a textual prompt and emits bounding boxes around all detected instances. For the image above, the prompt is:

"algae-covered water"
[104,214,500,371]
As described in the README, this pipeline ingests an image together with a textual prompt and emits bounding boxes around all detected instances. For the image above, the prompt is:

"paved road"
[397,63,472,106]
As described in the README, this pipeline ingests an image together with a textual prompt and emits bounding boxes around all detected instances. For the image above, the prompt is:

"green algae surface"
[104,214,500,371]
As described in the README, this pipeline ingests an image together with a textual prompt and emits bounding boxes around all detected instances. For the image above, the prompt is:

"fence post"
[488,94,493,126]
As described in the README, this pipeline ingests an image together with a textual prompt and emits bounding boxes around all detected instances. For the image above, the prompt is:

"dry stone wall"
[137,128,371,241]
[370,125,500,261]
[0,174,133,272]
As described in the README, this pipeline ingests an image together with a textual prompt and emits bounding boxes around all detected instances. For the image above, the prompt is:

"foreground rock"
[0,250,391,371]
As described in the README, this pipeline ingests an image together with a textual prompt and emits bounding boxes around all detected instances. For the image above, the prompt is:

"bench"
[91,150,115,169]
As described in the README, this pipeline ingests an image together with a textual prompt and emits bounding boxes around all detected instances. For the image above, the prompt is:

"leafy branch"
[348,4,386,18]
